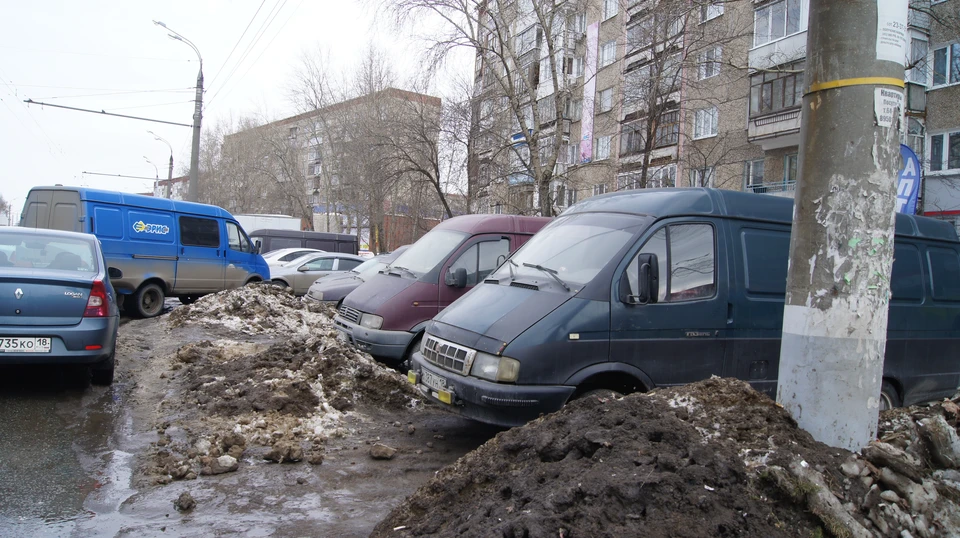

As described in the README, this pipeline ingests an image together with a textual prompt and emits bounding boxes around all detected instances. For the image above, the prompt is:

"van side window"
[631,224,716,303]
[450,238,511,286]
[891,244,923,301]
[180,216,220,248]
[226,222,252,253]
[928,247,960,301]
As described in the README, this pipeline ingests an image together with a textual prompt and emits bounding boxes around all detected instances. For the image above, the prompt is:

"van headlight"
[359,313,383,330]
[470,352,520,383]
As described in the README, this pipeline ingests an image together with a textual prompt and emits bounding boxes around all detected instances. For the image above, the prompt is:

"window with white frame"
[600,40,617,67]
[700,2,724,23]
[307,145,320,161]
[621,121,645,156]
[565,98,582,121]
[650,165,676,188]
[598,88,614,113]
[567,188,579,206]
[563,143,578,164]
[784,154,799,183]
[563,56,585,78]
[603,0,618,20]
[744,159,765,187]
[754,0,804,47]
[688,167,714,187]
[596,135,613,160]
[593,183,608,196]
[930,131,960,172]
[569,12,586,34]
[698,46,722,79]
[655,110,680,147]
[310,162,322,176]
[694,107,719,139]
[933,44,960,87]
[517,26,540,56]
[908,38,928,85]
[905,118,924,158]
[617,173,639,191]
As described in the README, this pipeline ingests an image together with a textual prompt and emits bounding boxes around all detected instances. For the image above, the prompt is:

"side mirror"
[624,253,659,305]
[297,265,310,272]
[254,240,262,254]
[107,267,123,279]
[444,267,468,288]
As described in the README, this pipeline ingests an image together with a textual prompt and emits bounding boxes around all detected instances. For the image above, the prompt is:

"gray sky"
[1,0,457,222]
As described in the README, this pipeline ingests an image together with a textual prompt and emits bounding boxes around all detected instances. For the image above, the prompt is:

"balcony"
[746,181,797,197]
[749,32,806,71]
[748,108,801,151]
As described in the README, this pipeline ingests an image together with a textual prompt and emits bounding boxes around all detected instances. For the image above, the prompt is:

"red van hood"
[341,273,436,331]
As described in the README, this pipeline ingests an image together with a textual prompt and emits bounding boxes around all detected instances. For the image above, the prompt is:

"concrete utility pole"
[777,0,909,451]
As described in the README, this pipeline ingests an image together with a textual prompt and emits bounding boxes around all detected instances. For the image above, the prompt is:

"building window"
[933,44,960,87]
[744,159,765,188]
[930,131,960,172]
[688,167,714,187]
[905,117,924,158]
[288,126,299,140]
[754,0,803,47]
[655,110,680,147]
[569,12,586,33]
[694,107,719,139]
[784,154,799,183]
[600,40,617,67]
[908,38,928,85]
[593,183,607,196]
[698,46,722,80]
[620,121,645,156]
[750,62,804,117]
[618,173,640,191]
[596,135,613,160]
[602,0,618,20]
[310,162,322,176]
[563,143,578,164]
[598,87,614,113]
[307,145,320,161]
[517,25,541,56]
[563,56,585,78]
[700,2,724,23]
[565,98,582,121]
[650,165,676,188]
[567,188,578,206]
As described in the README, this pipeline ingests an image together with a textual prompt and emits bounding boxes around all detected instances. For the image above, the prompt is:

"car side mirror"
[444,267,468,288]
[108,267,123,279]
[254,240,262,254]
[297,265,310,272]
[624,253,659,305]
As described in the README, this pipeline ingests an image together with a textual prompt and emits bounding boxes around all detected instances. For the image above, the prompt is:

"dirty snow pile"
[145,326,423,484]
[373,378,960,538]
[168,283,332,336]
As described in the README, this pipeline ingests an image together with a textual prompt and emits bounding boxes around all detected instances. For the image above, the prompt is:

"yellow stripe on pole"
[806,77,905,95]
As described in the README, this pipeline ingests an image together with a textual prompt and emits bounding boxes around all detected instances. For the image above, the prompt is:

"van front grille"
[338,305,361,324]
[422,335,476,375]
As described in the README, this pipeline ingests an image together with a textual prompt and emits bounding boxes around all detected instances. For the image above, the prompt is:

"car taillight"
[84,280,109,317]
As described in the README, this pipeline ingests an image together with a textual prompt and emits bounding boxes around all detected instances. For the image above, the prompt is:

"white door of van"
[174,216,226,293]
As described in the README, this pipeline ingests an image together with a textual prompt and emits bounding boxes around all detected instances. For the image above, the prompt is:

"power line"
[110,99,195,111]
[32,87,195,100]
[0,67,65,160]
[0,46,192,62]
[208,0,268,89]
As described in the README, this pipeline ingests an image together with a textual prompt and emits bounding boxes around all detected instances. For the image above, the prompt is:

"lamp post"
[154,20,202,203]
[143,156,159,196]
[147,130,174,198]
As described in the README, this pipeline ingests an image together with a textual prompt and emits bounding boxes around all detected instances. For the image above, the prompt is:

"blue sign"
[897,144,921,215]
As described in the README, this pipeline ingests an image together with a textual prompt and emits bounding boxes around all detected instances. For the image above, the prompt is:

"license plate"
[421,369,448,392]
[0,337,52,353]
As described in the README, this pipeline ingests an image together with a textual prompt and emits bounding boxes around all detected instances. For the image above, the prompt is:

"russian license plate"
[421,369,448,392]
[0,337,52,353]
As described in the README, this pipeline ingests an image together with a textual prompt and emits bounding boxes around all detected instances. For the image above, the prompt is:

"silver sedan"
[269,252,366,295]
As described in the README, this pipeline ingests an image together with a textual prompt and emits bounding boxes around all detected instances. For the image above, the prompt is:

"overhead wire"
[0,67,65,161]
[32,88,195,100]
[207,0,268,90]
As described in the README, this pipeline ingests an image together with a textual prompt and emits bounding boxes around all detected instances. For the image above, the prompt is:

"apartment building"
[474,0,955,216]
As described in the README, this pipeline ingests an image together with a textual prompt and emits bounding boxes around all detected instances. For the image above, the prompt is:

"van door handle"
[727,302,734,324]
[181,247,185,255]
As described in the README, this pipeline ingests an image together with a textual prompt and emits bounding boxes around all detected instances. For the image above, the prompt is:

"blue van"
[20,186,270,317]
[407,189,960,427]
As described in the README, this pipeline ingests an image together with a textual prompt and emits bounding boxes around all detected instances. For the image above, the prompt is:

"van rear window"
[180,216,220,248]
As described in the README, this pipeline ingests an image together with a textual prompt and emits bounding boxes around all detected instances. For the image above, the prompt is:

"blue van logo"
[132,220,170,235]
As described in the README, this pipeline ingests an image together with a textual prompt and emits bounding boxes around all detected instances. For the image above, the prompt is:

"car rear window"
[0,232,98,273]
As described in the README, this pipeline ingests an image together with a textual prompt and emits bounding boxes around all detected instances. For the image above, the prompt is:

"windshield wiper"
[522,262,570,291]
[506,258,518,279]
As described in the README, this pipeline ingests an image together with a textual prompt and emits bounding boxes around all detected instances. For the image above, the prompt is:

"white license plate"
[421,369,448,392]
[0,337,52,353]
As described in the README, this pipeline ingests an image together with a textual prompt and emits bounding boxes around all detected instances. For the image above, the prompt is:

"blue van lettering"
[132,220,170,235]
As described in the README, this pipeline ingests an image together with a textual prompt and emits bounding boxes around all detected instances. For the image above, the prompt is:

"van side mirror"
[108,267,123,279]
[445,267,468,288]
[254,240,262,254]
[624,253,659,305]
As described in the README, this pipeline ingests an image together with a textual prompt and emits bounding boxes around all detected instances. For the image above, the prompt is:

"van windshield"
[387,230,469,278]
[493,213,649,288]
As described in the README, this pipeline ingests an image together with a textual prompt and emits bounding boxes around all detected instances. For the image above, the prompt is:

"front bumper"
[0,316,118,365]
[408,351,575,428]
[333,315,415,360]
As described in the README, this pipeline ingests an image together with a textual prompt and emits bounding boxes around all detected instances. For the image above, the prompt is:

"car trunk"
[0,274,93,326]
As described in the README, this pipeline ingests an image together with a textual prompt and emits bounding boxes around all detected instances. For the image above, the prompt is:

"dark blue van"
[407,189,960,427]
[20,186,270,317]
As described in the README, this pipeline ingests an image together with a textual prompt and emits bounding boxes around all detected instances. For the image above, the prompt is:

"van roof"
[29,186,234,220]
[565,188,959,243]
[434,214,552,235]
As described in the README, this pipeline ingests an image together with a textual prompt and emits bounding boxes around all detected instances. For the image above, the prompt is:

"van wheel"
[401,334,423,371]
[92,352,115,386]
[880,380,901,411]
[135,283,165,318]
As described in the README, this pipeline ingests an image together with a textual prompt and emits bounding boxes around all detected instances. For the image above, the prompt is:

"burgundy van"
[333,214,551,365]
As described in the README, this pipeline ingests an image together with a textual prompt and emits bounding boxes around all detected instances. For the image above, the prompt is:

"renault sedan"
[269,252,365,295]
[0,227,120,385]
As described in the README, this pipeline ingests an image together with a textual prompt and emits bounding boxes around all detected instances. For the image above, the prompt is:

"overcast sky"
[0,0,463,223]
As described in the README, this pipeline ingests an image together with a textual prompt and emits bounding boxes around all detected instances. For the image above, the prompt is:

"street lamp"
[147,130,174,198]
[153,20,202,203]
[144,156,159,196]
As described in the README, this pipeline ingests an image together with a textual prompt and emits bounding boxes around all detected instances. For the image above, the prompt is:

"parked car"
[0,227,121,385]
[334,214,551,366]
[407,188,960,427]
[270,252,366,295]
[304,245,409,305]
[262,247,325,265]
[19,186,269,317]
